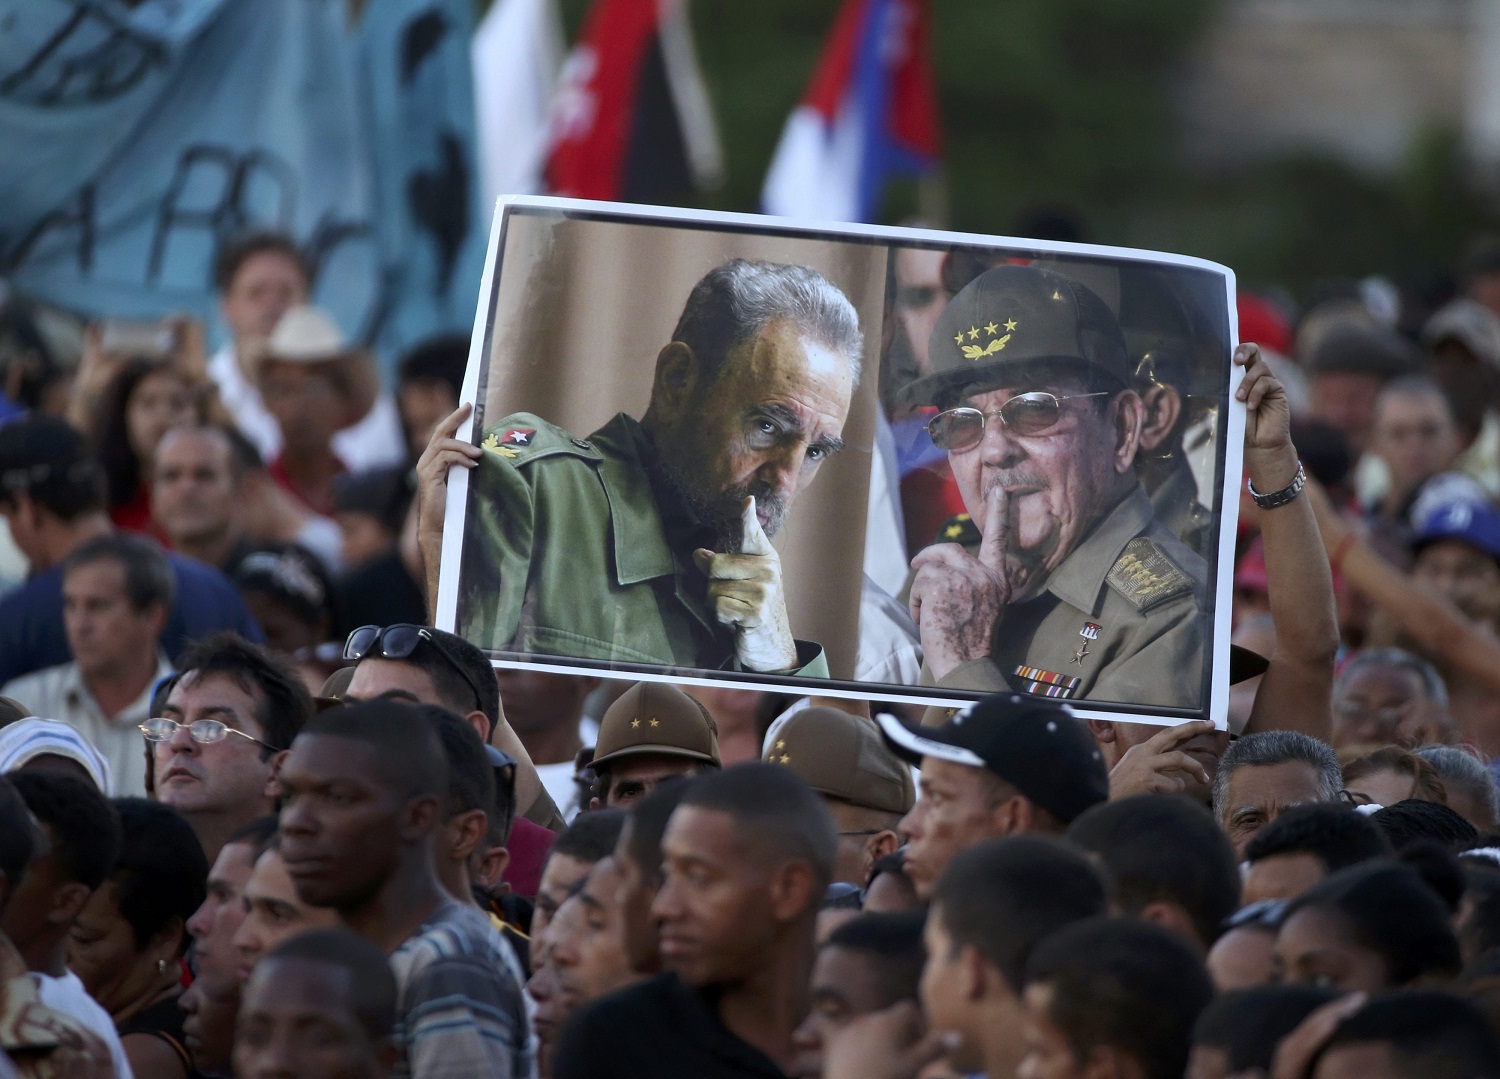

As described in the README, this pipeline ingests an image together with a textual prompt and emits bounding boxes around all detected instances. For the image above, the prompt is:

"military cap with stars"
[762,706,914,815]
[900,263,1131,408]
[591,681,721,771]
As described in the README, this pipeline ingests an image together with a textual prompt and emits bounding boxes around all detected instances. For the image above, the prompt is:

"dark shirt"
[333,548,427,638]
[552,973,788,1079]
[0,551,263,685]
[117,991,203,1078]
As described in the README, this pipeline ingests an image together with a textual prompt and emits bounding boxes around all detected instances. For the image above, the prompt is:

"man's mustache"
[718,484,788,548]
[982,471,1048,498]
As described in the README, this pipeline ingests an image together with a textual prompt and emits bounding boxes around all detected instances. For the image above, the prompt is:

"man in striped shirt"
[277,699,535,1079]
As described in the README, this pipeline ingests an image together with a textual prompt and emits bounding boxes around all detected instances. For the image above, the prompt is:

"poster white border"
[436,195,1244,729]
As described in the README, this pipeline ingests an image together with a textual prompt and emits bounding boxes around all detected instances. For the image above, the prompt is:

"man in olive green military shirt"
[902,263,1208,708]
[451,258,863,676]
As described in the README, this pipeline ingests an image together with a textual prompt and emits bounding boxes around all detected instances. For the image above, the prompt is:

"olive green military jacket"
[457,411,828,677]
[927,485,1207,708]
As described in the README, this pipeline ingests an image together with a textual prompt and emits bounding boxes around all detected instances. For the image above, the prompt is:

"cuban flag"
[761,0,940,222]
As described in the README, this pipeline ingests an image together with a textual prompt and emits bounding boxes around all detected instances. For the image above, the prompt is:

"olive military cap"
[763,706,915,815]
[591,682,720,770]
[900,264,1131,407]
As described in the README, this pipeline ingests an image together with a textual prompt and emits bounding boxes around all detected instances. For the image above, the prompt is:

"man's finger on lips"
[977,488,1009,571]
[739,496,775,557]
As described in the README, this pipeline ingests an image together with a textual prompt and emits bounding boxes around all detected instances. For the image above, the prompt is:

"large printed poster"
[436,198,1243,728]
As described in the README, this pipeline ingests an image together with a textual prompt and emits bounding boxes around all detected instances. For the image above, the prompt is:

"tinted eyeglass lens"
[379,624,425,659]
[1003,393,1064,435]
[343,625,382,662]
[929,409,984,451]
[928,395,1067,451]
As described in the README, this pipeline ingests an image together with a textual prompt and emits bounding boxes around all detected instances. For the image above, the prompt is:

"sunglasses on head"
[926,391,1111,452]
[343,624,486,716]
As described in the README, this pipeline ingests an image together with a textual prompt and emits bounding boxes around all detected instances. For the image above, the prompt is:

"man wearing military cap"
[422,258,863,679]
[901,263,1208,707]
[588,682,720,809]
[762,706,913,885]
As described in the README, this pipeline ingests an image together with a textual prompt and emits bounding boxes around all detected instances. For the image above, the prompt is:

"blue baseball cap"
[1413,499,1500,563]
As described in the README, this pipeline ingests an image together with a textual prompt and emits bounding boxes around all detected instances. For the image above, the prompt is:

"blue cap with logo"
[1413,499,1500,564]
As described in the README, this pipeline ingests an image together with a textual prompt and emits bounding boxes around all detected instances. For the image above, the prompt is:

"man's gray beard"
[657,455,788,553]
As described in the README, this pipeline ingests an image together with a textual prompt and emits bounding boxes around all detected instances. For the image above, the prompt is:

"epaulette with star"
[477,413,601,466]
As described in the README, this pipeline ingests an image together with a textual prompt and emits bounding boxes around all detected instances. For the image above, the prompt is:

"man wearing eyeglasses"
[148,634,313,864]
[901,264,1207,707]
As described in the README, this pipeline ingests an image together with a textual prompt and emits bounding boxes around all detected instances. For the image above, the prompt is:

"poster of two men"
[430,198,1244,729]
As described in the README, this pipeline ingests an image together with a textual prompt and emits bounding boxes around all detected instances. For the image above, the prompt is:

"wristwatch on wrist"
[1247,461,1306,510]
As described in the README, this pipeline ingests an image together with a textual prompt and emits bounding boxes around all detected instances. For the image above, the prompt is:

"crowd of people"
[1,221,1500,1078]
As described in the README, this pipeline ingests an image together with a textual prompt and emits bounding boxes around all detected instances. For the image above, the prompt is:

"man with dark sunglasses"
[900,264,1209,707]
[341,624,565,831]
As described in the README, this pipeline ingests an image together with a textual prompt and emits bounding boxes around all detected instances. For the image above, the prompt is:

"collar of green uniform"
[1042,483,1155,615]
[591,413,708,586]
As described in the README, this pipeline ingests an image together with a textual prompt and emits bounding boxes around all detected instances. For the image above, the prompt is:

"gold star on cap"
[779,754,790,764]
[968,326,980,340]
[1005,318,1018,332]
[984,321,998,335]
[630,718,640,729]
[649,718,660,728]
[953,331,964,345]
[775,740,785,750]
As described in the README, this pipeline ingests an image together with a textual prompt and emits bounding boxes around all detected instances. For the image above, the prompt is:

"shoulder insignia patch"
[477,414,602,466]
[935,513,981,547]
[1106,537,1193,611]
[481,433,518,458]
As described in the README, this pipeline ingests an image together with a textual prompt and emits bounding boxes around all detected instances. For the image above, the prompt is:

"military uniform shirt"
[1148,456,1214,559]
[929,485,1207,708]
[458,411,827,676]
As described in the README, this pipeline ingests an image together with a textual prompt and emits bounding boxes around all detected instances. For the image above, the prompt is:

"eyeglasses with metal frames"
[139,717,281,752]
[926,391,1112,451]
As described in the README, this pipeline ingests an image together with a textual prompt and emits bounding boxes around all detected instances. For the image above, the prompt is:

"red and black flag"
[543,0,722,203]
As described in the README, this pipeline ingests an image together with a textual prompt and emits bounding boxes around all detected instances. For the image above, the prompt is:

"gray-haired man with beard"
[424,259,863,676]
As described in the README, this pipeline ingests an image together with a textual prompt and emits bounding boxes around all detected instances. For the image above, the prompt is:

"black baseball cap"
[876,694,1109,824]
[0,416,91,496]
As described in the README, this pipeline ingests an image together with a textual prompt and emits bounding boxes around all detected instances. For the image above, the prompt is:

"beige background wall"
[475,211,890,680]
